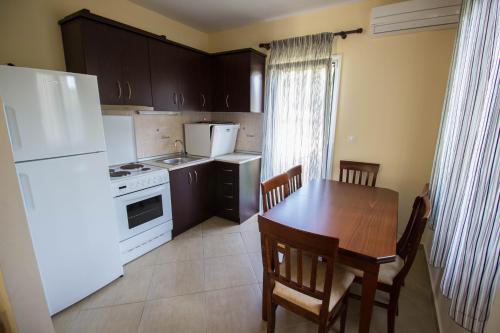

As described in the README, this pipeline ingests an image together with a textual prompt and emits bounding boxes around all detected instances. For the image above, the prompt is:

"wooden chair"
[261,173,290,213]
[259,219,355,333]
[339,160,380,187]
[345,187,432,333]
[286,165,303,193]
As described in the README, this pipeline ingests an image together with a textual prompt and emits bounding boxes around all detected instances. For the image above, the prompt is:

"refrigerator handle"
[1,99,22,151]
[18,173,35,211]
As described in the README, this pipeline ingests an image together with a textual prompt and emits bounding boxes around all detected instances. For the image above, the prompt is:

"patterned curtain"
[261,33,335,182]
[429,0,500,332]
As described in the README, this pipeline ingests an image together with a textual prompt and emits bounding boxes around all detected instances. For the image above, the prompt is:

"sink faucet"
[174,139,185,155]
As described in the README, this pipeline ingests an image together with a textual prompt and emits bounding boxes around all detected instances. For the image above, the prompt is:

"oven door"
[114,183,172,241]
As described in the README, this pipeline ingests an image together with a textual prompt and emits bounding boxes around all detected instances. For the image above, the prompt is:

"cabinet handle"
[126,81,132,100]
[222,169,233,172]
[180,93,185,107]
[225,94,229,108]
[224,195,233,199]
[225,208,234,211]
[117,81,122,99]
[201,94,206,108]
[224,182,233,186]
[194,170,198,183]
[173,92,177,105]
[188,172,192,184]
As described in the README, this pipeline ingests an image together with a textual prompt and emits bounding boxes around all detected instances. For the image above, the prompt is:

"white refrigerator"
[0,65,123,315]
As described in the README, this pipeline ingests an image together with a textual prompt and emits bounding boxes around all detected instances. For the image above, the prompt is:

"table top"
[260,179,399,264]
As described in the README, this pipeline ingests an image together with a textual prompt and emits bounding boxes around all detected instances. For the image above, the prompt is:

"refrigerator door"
[15,152,123,315]
[0,66,106,162]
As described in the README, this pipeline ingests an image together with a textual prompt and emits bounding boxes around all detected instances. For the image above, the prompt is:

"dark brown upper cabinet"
[59,10,266,112]
[213,50,266,113]
[59,13,152,106]
[149,39,203,111]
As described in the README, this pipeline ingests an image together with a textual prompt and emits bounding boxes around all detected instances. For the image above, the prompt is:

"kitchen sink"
[158,156,204,166]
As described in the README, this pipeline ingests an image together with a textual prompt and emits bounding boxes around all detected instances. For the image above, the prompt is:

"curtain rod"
[258,28,363,50]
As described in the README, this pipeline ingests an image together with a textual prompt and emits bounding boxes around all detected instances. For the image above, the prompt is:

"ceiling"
[131,0,356,32]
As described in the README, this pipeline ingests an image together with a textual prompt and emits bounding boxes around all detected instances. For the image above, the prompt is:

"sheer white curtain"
[261,33,335,182]
[429,0,499,332]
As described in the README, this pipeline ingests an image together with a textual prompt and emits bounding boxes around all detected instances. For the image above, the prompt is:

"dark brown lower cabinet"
[169,162,214,237]
[170,159,260,237]
[215,159,261,223]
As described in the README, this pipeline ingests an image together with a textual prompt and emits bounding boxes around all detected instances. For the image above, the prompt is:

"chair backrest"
[396,183,430,257]
[261,173,290,212]
[395,190,431,283]
[287,165,303,193]
[339,160,380,187]
[259,218,339,316]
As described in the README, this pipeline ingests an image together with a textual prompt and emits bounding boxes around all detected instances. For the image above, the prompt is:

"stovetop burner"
[110,171,131,178]
[141,167,151,171]
[120,163,144,170]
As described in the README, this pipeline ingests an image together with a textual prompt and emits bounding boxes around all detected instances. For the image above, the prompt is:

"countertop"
[142,152,261,171]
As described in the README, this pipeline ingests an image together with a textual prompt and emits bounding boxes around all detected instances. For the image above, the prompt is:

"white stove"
[108,162,173,264]
[109,162,169,196]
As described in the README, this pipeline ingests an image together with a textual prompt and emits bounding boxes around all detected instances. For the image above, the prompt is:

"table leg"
[262,272,268,321]
[359,264,380,333]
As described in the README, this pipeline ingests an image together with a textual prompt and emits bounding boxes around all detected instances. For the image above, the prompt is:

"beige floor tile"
[205,284,266,333]
[139,293,206,333]
[204,254,257,290]
[52,302,81,333]
[240,214,259,232]
[70,302,143,333]
[248,252,263,284]
[147,260,204,299]
[275,322,318,333]
[175,222,203,240]
[201,216,241,236]
[203,232,246,257]
[155,236,203,264]
[81,265,154,309]
[124,248,159,270]
[241,230,262,253]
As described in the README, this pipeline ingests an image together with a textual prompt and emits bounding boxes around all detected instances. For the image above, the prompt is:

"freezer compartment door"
[0,66,106,162]
[16,152,123,314]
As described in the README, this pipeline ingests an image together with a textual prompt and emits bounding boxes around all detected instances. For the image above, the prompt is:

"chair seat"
[342,256,405,286]
[272,255,354,315]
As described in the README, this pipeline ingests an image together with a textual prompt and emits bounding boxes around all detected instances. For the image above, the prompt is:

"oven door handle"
[115,183,168,203]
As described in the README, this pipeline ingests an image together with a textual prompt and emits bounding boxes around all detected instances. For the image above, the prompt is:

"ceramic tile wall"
[133,112,211,158]
[129,111,263,159]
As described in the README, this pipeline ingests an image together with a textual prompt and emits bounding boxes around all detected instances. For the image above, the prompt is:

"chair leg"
[267,304,277,333]
[387,290,400,333]
[340,297,349,333]
[317,324,328,333]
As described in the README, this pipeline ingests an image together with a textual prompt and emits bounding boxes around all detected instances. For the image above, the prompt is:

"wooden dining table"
[259,179,399,333]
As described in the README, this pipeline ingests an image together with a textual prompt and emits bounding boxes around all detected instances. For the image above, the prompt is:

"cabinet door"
[213,54,229,111]
[226,53,250,113]
[199,54,213,111]
[192,162,214,223]
[169,167,195,237]
[177,48,200,111]
[149,39,180,111]
[120,31,152,106]
[83,21,123,105]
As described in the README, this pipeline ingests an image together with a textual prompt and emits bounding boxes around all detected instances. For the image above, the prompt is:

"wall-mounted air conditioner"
[371,0,462,35]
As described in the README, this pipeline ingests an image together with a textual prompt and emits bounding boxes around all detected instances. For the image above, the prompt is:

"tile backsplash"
[211,112,263,153]
[110,111,263,159]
